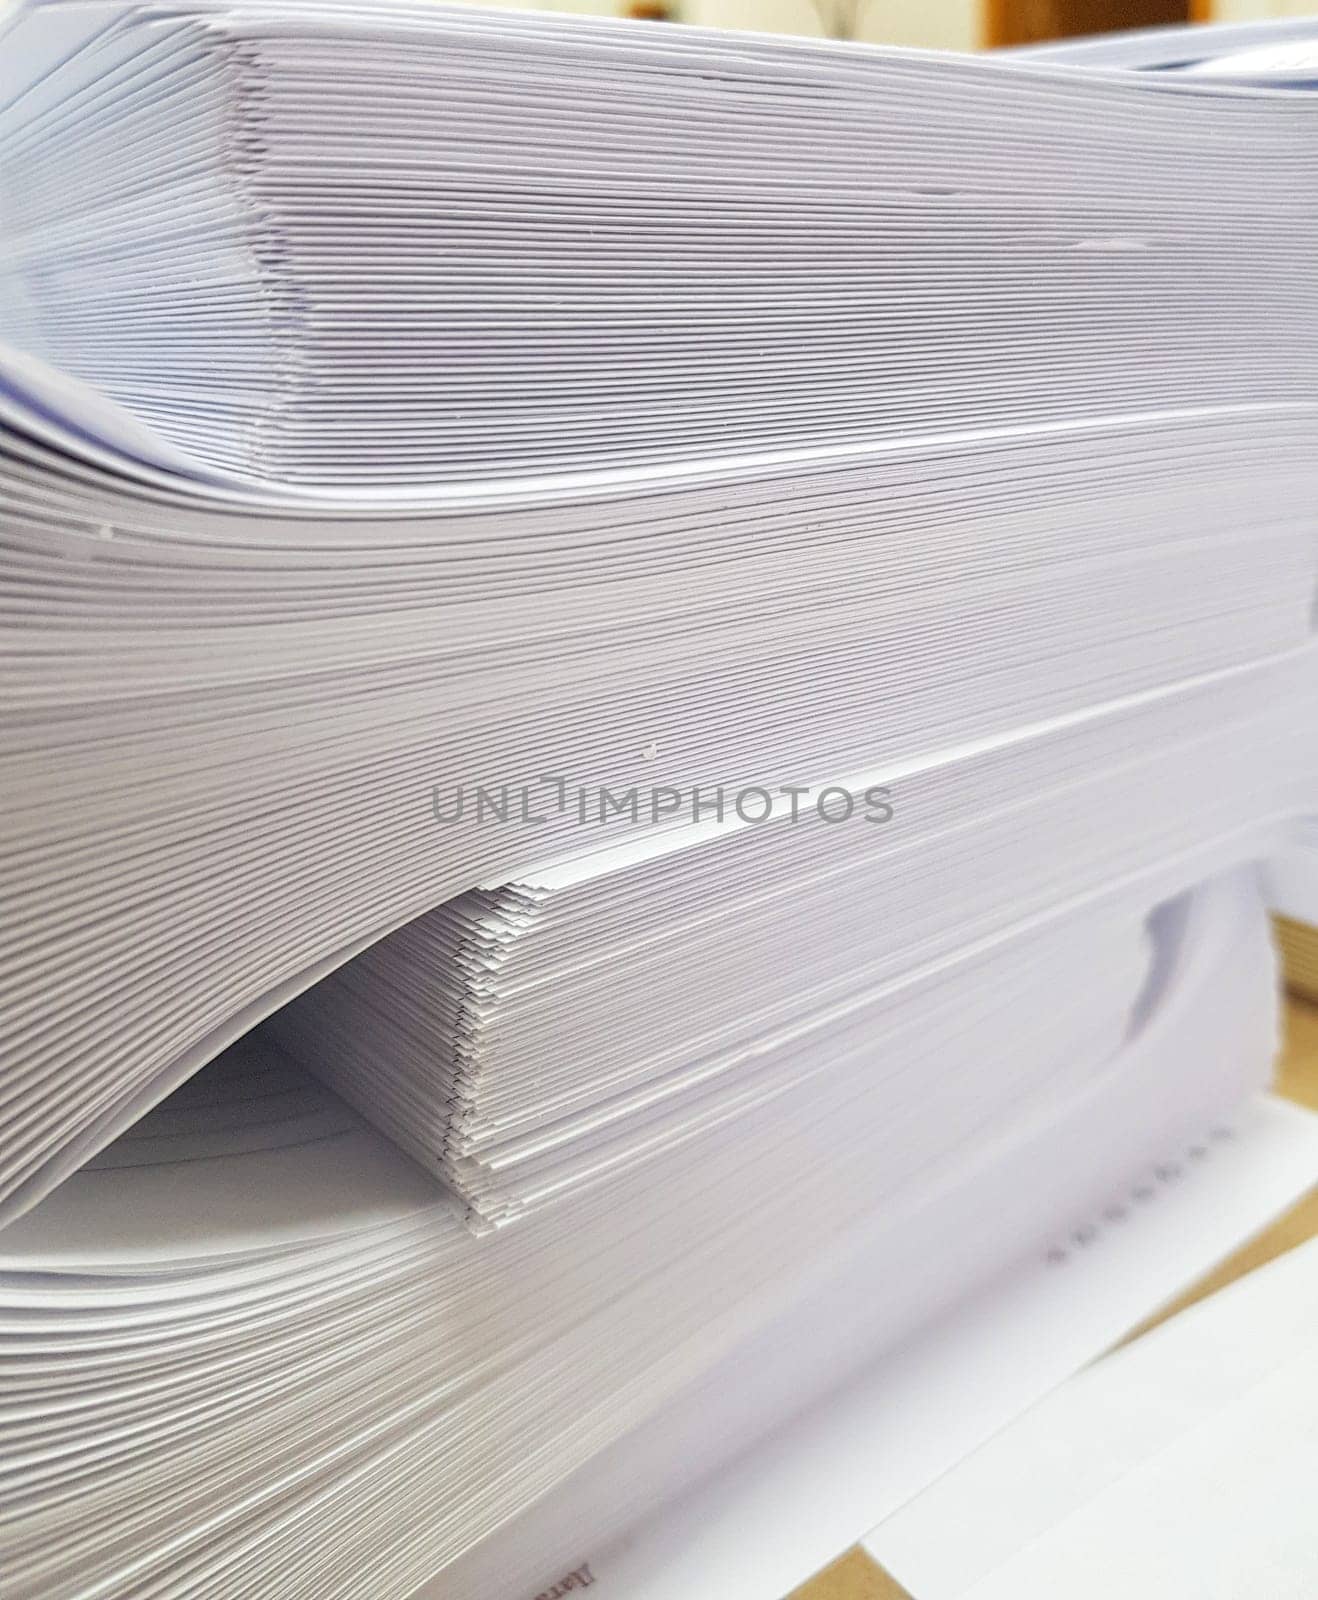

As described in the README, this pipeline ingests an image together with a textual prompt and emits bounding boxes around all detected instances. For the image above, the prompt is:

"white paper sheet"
[568,1097,1318,1600]
[871,1234,1318,1600]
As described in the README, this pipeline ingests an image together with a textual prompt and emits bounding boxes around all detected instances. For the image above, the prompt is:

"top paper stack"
[5,1,1318,495]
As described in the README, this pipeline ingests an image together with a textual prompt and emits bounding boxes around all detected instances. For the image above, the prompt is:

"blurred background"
[434,0,1316,51]
[2,0,1314,52]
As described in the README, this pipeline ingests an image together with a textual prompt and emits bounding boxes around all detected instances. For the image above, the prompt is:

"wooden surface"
[982,0,1187,49]
[1276,917,1318,1006]
[789,1549,914,1600]
[788,992,1318,1600]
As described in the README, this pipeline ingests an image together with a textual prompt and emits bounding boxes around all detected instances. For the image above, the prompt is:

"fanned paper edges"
[6,11,1318,1600]
[0,723,1307,1246]
[4,1,1318,1239]
[6,1,1318,503]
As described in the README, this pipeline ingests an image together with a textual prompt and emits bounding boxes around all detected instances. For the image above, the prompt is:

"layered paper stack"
[2,7,1318,1599]
[1012,0,1318,1014]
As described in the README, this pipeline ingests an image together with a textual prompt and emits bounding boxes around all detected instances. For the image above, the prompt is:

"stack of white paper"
[0,871,1298,1600]
[266,658,1314,1228]
[2,8,1318,1599]
[5,3,1318,492]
